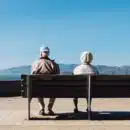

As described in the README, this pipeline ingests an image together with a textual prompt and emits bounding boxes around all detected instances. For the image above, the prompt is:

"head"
[40,46,50,58]
[80,51,93,64]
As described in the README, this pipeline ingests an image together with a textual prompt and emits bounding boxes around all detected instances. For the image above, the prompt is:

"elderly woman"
[73,51,99,113]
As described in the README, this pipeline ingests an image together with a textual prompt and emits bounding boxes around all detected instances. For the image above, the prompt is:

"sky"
[0,0,130,69]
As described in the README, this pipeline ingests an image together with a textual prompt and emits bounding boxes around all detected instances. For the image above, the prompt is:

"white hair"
[80,51,93,64]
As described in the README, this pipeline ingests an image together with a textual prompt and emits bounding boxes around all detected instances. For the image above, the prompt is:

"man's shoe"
[39,109,45,115]
[48,109,55,115]
[74,108,79,113]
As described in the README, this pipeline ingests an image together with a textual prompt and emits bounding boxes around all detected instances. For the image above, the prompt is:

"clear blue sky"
[0,0,130,69]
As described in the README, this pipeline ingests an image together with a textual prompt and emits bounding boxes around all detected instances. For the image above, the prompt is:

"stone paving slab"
[0,97,130,130]
[1,125,130,130]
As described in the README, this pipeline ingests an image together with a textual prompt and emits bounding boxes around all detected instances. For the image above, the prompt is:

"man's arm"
[54,63,60,74]
[51,60,60,74]
[56,63,60,74]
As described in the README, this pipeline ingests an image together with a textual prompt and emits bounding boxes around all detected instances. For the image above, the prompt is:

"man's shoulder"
[49,59,56,63]
[50,59,59,66]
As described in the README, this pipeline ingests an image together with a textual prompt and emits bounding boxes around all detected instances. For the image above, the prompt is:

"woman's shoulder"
[73,64,82,73]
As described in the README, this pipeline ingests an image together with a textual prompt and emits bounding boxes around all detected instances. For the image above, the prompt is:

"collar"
[40,57,50,60]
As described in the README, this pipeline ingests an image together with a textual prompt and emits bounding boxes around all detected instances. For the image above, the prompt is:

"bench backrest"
[21,74,88,98]
[91,75,130,98]
[21,75,130,98]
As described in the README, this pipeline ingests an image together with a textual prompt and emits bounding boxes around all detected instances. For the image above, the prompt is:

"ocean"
[0,75,20,81]
[0,73,72,81]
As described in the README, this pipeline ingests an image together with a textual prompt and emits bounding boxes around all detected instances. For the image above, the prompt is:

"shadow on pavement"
[30,111,130,120]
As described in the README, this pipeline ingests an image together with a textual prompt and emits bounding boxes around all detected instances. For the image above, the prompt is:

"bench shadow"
[92,111,130,120]
[30,111,130,120]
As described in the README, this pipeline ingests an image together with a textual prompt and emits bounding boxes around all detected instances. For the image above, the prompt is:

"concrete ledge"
[0,80,21,97]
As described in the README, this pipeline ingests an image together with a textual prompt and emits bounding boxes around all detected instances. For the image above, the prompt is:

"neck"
[82,62,90,65]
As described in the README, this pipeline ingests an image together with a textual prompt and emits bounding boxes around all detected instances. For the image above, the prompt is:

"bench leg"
[88,107,91,120]
[27,76,31,120]
[28,98,31,120]
[88,75,91,120]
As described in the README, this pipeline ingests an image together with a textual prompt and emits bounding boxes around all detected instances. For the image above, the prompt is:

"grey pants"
[73,98,92,109]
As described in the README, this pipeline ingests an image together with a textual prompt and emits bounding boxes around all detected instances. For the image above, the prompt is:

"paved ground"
[0,97,130,130]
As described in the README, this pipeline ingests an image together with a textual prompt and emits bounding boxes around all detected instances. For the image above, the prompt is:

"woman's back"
[73,64,98,75]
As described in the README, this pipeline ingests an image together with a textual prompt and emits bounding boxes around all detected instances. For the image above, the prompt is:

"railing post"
[88,75,91,120]
[27,75,31,120]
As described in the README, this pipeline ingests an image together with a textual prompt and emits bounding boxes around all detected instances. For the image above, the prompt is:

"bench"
[21,74,130,120]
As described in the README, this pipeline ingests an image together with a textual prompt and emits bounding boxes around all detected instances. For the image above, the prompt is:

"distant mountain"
[0,64,77,75]
[0,64,130,76]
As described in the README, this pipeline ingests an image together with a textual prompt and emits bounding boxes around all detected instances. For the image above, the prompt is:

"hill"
[1,64,130,76]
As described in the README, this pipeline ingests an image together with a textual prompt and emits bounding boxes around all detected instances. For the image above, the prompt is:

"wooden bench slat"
[30,74,88,81]
[92,75,130,80]
[92,81,130,86]
[32,81,87,86]
[92,86,130,97]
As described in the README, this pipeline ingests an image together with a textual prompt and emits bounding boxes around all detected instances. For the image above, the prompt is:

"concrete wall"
[0,80,21,97]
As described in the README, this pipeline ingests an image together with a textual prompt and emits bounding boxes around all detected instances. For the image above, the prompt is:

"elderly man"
[31,46,60,115]
[73,51,99,113]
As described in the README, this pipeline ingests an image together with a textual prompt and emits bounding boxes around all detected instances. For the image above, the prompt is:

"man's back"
[31,58,60,74]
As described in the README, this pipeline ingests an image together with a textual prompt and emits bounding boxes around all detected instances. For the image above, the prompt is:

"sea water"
[0,75,20,81]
